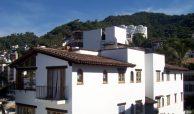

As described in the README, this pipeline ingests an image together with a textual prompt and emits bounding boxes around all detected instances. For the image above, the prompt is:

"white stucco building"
[145,54,186,114]
[11,47,146,114]
[120,25,148,42]
[83,26,147,50]
[83,26,127,50]
[11,26,186,114]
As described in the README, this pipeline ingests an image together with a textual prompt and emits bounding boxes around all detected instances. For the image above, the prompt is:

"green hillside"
[0,11,194,49]
[0,12,194,65]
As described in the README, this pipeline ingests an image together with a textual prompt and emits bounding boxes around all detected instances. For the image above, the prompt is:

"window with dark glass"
[136,69,142,83]
[161,72,164,81]
[174,73,176,81]
[130,71,134,83]
[174,93,177,103]
[16,104,36,114]
[157,98,161,108]
[118,69,125,83]
[77,69,83,85]
[166,71,170,81]
[103,70,108,84]
[45,67,65,100]
[167,95,170,105]
[46,108,67,114]
[162,98,164,107]
[118,103,125,114]
[181,92,183,101]
[156,70,160,82]
[16,69,36,90]
[181,73,183,80]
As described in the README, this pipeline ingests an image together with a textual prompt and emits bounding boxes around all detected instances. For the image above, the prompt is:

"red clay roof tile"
[11,48,135,68]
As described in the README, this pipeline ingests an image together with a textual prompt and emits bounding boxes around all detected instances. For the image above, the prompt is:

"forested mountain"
[0,12,194,50]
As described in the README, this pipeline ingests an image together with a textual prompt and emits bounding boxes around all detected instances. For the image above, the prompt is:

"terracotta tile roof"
[165,64,188,71]
[184,58,194,64]
[11,48,135,68]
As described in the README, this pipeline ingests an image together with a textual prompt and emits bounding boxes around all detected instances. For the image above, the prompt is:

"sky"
[0,0,194,37]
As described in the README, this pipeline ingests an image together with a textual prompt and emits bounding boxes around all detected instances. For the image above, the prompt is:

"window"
[22,70,36,90]
[103,70,108,84]
[162,98,164,107]
[181,92,183,101]
[181,73,183,80]
[16,69,36,90]
[174,73,176,81]
[136,69,142,83]
[167,95,170,105]
[77,69,83,85]
[46,108,67,114]
[161,72,164,81]
[156,98,161,108]
[118,103,126,114]
[16,103,36,114]
[130,71,134,83]
[118,69,125,83]
[167,71,170,81]
[46,67,66,100]
[174,93,177,103]
[156,70,160,82]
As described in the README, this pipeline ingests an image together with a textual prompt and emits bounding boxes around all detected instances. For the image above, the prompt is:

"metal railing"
[36,86,67,100]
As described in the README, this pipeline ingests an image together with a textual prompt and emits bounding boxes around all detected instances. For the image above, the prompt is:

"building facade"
[11,26,186,114]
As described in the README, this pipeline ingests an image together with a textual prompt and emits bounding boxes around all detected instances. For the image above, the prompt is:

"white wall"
[72,64,145,114]
[145,54,154,98]
[105,26,127,44]
[15,90,67,114]
[73,49,99,55]
[145,53,184,114]
[83,29,102,50]
[83,26,127,50]
[100,48,128,62]
[154,72,184,114]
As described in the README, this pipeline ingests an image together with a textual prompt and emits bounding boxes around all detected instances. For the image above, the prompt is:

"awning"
[155,95,164,99]
[145,97,157,104]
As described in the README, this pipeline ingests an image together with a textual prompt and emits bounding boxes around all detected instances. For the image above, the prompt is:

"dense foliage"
[0,12,194,65]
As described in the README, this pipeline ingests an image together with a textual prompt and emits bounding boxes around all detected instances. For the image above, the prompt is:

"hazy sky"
[0,0,194,37]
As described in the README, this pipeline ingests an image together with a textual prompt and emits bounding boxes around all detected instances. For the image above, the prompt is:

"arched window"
[130,71,134,83]
[77,69,83,84]
[103,70,108,84]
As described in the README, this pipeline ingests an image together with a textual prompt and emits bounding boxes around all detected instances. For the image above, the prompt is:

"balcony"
[36,86,67,101]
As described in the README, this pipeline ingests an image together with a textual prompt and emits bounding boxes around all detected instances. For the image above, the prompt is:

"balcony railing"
[36,86,67,100]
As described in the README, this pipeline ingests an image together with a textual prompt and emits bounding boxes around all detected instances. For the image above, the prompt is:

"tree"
[156,38,190,66]
[133,33,146,47]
